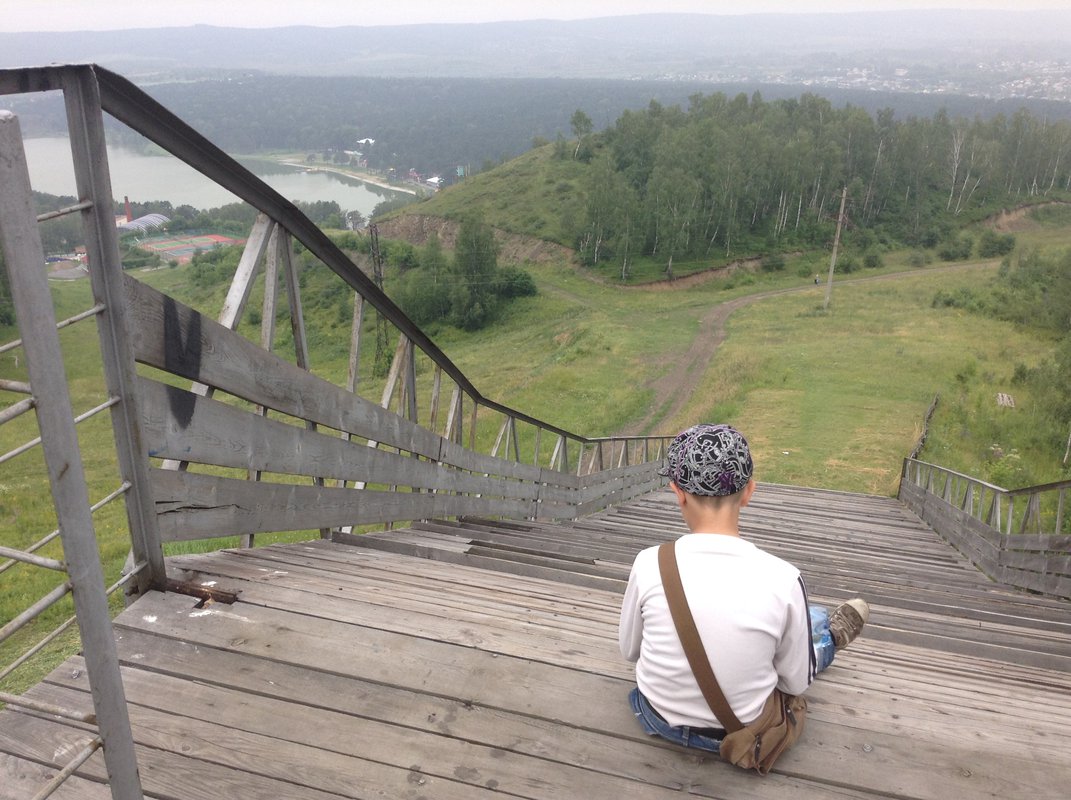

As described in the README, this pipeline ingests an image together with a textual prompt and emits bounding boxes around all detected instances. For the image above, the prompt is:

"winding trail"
[616,261,991,437]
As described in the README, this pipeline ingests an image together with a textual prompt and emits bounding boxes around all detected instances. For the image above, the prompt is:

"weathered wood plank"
[84,636,876,800]
[139,376,574,503]
[0,749,113,800]
[0,710,403,800]
[151,468,550,540]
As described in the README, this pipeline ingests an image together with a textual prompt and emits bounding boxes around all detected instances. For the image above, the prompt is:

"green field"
[2,203,1069,691]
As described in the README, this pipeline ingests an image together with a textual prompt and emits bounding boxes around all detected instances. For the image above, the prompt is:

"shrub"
[863,251,883,269]
[761,253,786,272]
[978,230,1016,258]
[937,234,973,261]
[496,266,537,298]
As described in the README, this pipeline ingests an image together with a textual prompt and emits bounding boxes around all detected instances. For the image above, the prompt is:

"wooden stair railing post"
[443,384,463,445]
[62,71,167,600]
[469,398,479,452]
[492,416,509,459]
[533,427,543,467]
[241,224,282,547]
[509,416,520,462]
[428,365,442,433]
[4,95,145,800]
[279,228,331,539]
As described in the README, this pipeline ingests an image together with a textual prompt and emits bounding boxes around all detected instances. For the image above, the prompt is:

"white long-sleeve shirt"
[619,533,815,728]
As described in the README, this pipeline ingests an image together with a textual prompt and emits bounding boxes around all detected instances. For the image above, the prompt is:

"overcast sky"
[3,1,1070,32]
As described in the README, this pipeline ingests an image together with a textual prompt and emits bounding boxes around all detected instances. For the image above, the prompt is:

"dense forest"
[9,74,1071,185]
[573,92,1071,276]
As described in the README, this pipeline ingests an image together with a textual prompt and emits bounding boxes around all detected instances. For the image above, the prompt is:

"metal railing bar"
[35,199,94,222]
[0,582,72,645]
[0,545,64,572]
[0,378,32,394]
[0,395,35,426]
[0,570,146,680]
[0,482,130,577]
[0,690,97,723]
[0,531,60,578]
[106,560,146,597]
[30,735,102,800]
[0,303,106,357]
[0,567,144,685]
[0,395,119,466]
[86,481,133,516]
[0,614,77,683]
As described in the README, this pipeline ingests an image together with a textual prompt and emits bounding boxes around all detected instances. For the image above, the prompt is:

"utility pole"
[824,186,848,311]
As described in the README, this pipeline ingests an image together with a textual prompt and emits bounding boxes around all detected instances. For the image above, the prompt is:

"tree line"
[574,92,1071,278]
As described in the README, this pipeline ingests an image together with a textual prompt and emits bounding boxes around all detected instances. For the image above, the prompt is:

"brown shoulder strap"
[657,541,743,732]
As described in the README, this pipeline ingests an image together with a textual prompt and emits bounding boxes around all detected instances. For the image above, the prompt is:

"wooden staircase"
[5,482,1068,800]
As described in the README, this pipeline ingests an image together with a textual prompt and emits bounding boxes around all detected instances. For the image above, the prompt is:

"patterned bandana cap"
[657,423,753,496]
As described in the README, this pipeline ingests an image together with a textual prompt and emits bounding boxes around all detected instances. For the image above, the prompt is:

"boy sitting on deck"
[619,423,870,755]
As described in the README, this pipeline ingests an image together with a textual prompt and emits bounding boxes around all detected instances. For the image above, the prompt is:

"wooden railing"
[0,64,672,800]
[899,458,1071,599]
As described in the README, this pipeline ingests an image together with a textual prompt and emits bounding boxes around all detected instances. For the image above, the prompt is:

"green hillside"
[382,143,587,248]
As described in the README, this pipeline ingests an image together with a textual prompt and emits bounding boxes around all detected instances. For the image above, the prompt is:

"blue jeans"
[630,604,836,753]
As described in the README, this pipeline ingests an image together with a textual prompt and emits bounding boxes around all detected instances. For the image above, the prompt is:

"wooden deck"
[3,482,1070,799]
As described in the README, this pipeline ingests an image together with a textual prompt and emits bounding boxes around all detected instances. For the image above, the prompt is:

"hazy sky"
[3,1,1070,32]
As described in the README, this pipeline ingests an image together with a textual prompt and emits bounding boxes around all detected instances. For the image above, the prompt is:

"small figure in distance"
[619,422,869,754]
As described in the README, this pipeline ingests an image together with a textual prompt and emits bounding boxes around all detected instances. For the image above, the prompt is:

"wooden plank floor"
[3,483,1070,799]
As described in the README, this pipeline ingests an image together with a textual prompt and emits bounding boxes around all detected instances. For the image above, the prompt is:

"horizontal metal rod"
[0,395,119,466]
[0,395,35,426]
[0,378,32,395]
[30,735,102,800]
[35,199,94,222]
[0,545,65,572]
[0,530,60,578]
[0,303,106,356]
[0,581,72,645]
[0,482,129,577]
[0,613,77,683]
[0,690,97,723]
[107,560,146,596]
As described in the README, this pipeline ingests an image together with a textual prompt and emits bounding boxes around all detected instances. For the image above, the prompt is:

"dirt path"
[617,262,991,437]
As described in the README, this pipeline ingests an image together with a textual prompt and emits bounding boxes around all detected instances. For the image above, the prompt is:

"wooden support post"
[509,417,520,462]
[60,71,166,601]
[492,417,510,459]
[280,230,330,539]
[241,226,282,549]
[220,213,274,329]
[469,399,479,452]
[0,104,144,800]
[404,339,418,424]
[428,365,442,433]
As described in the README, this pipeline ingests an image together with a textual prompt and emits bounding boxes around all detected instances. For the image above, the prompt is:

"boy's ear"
[669,480,687,506]
[738,478,757,507]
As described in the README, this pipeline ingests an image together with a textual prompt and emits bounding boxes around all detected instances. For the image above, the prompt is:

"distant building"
[117,213,169,234]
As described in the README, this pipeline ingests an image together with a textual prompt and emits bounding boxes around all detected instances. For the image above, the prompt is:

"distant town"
[666,56,1071,103]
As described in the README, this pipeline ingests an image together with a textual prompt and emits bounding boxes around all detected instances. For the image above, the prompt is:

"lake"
[21,137,408,218]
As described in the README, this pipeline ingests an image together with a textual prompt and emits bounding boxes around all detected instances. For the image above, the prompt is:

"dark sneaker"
[830,598,870,650]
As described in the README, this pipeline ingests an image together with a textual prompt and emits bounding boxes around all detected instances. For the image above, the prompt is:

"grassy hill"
[379,143,586,249]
